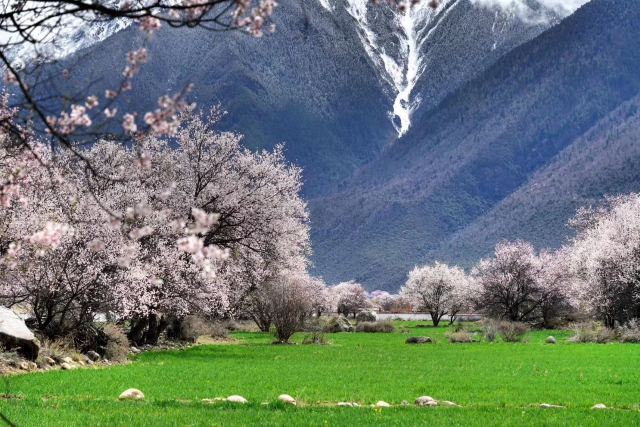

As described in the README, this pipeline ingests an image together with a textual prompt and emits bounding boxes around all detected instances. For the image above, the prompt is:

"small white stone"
[415,396,438,407]
[60,362,74,370]
[439,400,460,407]
[592,403,607,410]
[61,357,74,364]
[119,388,145,401]
[226,395,248,404]
[374,400,391,408]
[278,394,296,405]
[540,403,564,409]
[337,402,354,407]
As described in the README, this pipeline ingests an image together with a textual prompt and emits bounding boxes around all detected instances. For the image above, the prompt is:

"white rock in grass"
[374,401,391,408]
[60,362,75,370]
[545,336,557,344]
[119,388,145,401]
[226,395,248,404]
[415,396,437,407]
[278,394,296,405]
[591,403,607,410]
[439,400,461,407]
[337,402,355,407]
[540,403,565,409]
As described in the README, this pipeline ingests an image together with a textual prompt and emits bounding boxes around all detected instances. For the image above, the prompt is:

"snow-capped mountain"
[26,0,621,292]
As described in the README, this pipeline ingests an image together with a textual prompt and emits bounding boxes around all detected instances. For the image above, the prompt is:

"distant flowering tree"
[400,262,471,326]
[472,241,542,322]
[568,194,640,328]
[472,240,573,325]
[328,281,369,317]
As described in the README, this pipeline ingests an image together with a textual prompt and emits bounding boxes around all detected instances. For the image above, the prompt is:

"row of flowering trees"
[0,108,328,348]
[394,193,640,328]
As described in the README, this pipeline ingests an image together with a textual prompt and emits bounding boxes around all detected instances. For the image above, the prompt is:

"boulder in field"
[86,351,100,361]
[592,403,607,410]
[439,400,461,407]
[60,362,75,370]
[44,357,56,366]
[0,306,39,360]
[406,336,432,344]
[325,316,354,333]
[545,336,557,344]
[415,396,438,407]
[374,401,391,408]
[226,395,248,404]
[355,311,377,323]
[277,394,296,405]
[119,388,145,401]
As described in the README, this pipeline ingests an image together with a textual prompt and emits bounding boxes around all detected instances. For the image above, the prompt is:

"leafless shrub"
[619,320,640,343]
[497,321,529,342]
[104,324,130,362]
[302,331,329,345]
[482,320,498,342]
[355,320,395,333]
[569,322,615,343]
[447,330,475,343]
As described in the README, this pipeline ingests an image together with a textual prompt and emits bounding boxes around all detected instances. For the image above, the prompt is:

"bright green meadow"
[1,322,639,426]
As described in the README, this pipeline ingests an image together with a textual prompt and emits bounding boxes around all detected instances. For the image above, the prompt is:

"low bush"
[497,321,529,342]
[447,330,474,343]
[355,320,395,333]
[482,320,498,343]
[37,339,73,365]
[569,322,615,344]
[103,324,130,362]
[619,320,640,343]
[302,331,329,345]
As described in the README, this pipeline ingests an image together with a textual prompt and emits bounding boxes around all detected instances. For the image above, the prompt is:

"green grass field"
[1,322,640,426]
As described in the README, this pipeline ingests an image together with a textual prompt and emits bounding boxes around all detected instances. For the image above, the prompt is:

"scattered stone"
[406,336,432,344]
[44,357,56,366]
[226,395,248,404]
[336,402,355,407]
[61,357,74,364]
[119,388,145,401]
[129,346,141,354]
[545,336,557,344]
[374,401,391,408]
[355,310,377,323]
[439,400,461,407]
[0,306,40,360]
[415,396,437,407]
[202,398,226,404]
[540,403,565,409]
[592,403,607,410]
[60,362,74,370]
[18,361,31,371]
[86,350,101,361]
[277,394,296,405]
[326,316,354,333]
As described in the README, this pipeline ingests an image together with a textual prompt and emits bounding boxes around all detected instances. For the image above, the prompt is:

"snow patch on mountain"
[345,0,459,137]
